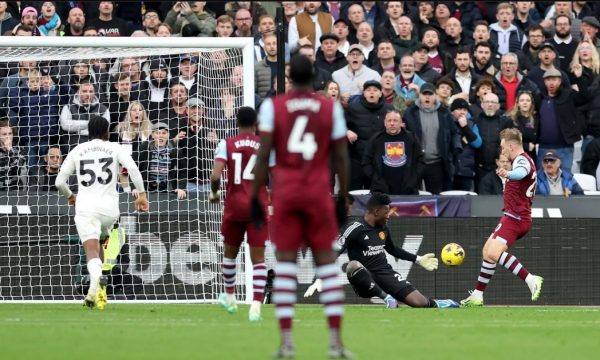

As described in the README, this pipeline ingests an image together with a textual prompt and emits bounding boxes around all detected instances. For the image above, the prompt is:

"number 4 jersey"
[214,132,268,220]
[56,139,145,217]
[257,91,347,195]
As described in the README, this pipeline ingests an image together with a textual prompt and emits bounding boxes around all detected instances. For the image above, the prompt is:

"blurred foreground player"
[250,54,352,358]
[56,115,149,309]
[305,192,459,309]
[461,128,543,306]
[209,107,269,321]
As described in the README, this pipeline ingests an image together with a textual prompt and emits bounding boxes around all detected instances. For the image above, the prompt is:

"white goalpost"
[0,36,258,303]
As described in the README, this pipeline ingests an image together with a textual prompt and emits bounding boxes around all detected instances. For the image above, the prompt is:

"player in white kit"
[55,115,149,309]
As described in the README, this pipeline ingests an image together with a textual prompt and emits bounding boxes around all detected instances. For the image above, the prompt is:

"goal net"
[0,36,258,303]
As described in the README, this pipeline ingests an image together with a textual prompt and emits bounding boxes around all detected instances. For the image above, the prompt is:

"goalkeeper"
[305,192,459,309]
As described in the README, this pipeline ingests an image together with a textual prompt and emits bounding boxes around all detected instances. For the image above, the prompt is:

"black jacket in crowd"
[581,137,600,176]
[134,140,187,192]
[362,129,425,195]
[345,96,393,161]
[478,171,504,195]
[474,110,504,172]
[314,49,348,74]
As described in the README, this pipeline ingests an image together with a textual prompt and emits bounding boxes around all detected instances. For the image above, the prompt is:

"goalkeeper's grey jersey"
[55,139,145,217]
[336,219,417,272]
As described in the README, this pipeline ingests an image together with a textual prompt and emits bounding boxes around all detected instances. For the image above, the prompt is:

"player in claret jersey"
[55,115,148,310]
[250,54,352,359]
[461,128,544,307]
[209,107,269,322]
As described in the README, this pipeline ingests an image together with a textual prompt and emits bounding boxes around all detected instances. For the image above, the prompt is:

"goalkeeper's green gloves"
[416,253,438,271]
[303,279,322,297]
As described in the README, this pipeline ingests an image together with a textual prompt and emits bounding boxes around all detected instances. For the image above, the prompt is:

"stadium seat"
[583,190,600,195]
[418,190,432,195]
[349,189,370,195]
[439,190,478,195]
[573,173,597,191]
[596,165,600,191]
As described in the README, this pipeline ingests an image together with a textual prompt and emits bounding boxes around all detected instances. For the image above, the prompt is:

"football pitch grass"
[1,304,599,360]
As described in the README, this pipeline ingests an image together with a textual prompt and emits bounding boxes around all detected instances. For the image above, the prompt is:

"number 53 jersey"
[59,139,144,217]
[257,91,347,195]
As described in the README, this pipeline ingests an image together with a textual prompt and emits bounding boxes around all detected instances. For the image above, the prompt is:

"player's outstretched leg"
[346,262,397,309]
[219,257,238,314]
[461,259,496,307]
[498,252,543,301]
[84,256,103,309]
[272,261,298,357]
[249,262,267,321]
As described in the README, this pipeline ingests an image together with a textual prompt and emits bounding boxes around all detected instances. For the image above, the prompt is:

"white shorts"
[75,213,118,242]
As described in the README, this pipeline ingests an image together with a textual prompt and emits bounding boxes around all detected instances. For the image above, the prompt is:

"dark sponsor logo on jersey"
[378,231,385,240]
[382,141,407,167]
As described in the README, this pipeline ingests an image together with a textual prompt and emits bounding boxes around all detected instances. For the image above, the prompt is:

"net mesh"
[0,44,251,301]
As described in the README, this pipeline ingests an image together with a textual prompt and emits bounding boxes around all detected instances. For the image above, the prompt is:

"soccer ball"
[441,243,465,266]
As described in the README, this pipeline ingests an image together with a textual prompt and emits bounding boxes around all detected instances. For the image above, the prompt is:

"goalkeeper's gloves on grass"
[303,279,322,297]
[250,197,266,229]
[416,253,438,271]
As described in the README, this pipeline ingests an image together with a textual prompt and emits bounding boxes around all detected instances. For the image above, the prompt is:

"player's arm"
[498,155,531,180]
[384,231,438,271]
[118,148,149,212]
[209,140,227,203]
[331,102,351,228]
[55,151,77,205]
[250,99,275,228]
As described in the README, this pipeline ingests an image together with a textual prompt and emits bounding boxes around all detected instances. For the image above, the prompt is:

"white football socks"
[87,258,103,296]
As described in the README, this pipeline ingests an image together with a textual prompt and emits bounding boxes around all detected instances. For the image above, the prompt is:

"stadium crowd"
[1,1,600,196]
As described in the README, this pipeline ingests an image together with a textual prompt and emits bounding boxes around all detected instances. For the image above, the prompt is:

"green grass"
[1,304,599,360]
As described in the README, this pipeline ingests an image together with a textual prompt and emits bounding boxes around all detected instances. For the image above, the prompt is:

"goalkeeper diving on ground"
[305,192,459,308]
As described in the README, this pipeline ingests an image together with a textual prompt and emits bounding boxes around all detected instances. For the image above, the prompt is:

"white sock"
[87,258,103,296]
[525,274,535,288]
[250,300,261,312]
[226,293,236,304]
[471,289,484,298]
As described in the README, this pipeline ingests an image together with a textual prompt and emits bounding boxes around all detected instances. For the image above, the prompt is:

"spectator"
[132,9,161,37]
[569,39,599,89]
[59,81,110,152]
[139,58,170,121]
[88,1,132,37]
[537,67,588,172]
[345,80,392,190]
[356,21,376,61]
[526,42,571,91]
[233,8,254,38]
[489,2,527,56]
[470,78,497,118]
[0,60,37,117]
[580,137,600,176]
[494,52,541,110]
[572,1,594,19]
[551,14,580,74]
[118,57,142,92]
[37,1,61,36]
[8,68,66,167]
[0,119,27,190]
[180,98,220,193]
[541,1,582,41]
[513,1,542,33]
[30,146,74,192]
[108,73,134,133]
[448,1,482,37]
[255,33,278,100]
[440,17,473,58]
[414,42,441,84]
[0,1,19,35]
[472,42,499,80]
[164,1,216,37]
[155,23,172,37]
[470,21,502,68]
[159,82,189,142]
[435,77,455,107]
[254,15,276,62]
[333,18,350,55]
[433,2,452,31]
[381,70,406,114]
[82,26,98,36]
[389,16,419,62]
[501,91,539,163]
[536,150,584,196]
[7,6,40,36]
[288,1,334,52]
[225,1,267,27]
[332,44,381,102]
[114,101,152,159]
[450,99,483,191]
[521,24,546,74]
[422,27,452,76]
[214,14,234,37]
[473,92,504,187]
[446,47,482,99]
[403,82,462,194]
[323,80,341,102]
[135,122,187,199]
[414,1,436,34]
[175,54,200,97]
[297,44,331,91]
[478,151,512,195]
[280,1,298,41]
[362,109,425,195]
[345,3,365,45]
[375,1,403,43]
[580,16,600,54]
[394,55,425,103]
[61,7,85,36]
[357,1,386,33]
[370,39,398,75]
[314,32,347,74]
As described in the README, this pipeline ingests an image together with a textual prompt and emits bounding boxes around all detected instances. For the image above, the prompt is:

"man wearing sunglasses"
[536,150,583,196]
